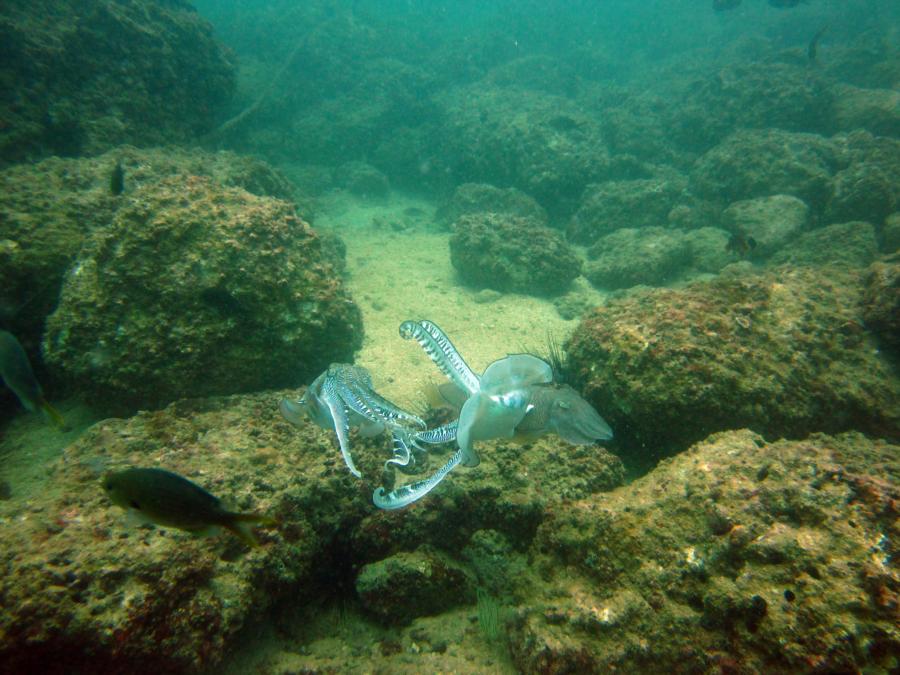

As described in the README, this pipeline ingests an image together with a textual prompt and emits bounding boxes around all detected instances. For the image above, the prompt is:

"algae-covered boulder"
[356,547,472,624]
[0,385,625,672]
[832,83,900,137]
[510,430,900,673]
[0,0,234,164]
[722,194,809,258]
[664,63,836,154]
[584,227,689,290]
[435,182,548,228]
[682,227,733,274]
[884,212,900,253]
[438,86,609,216]
[689,129,838,209]
[449,212,582,296]
[769,221,878,269]
[862,261,900,356]
[0,147,297,350]
[43,175,362,410]
[567,267,900,460]
[0,390,367,674]
[567,176,686,246]
[825,132,900,226]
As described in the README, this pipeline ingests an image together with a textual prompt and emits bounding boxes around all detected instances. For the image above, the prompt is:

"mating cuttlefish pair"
[279,320,612,509]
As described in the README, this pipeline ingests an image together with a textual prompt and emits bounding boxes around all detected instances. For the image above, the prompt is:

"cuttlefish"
[371,320,612,509]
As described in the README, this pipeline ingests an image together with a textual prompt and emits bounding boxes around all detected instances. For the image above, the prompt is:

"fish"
[712,0,742,11]
[808,26,828,63]
[725,232,757,257]
[102,467,277,547]
[768,0,802,7]
[0,330,67,429]
[110,160,125,196]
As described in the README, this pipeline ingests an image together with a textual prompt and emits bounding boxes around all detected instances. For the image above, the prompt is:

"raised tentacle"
[373,448,465,510]
[399,320,480,396]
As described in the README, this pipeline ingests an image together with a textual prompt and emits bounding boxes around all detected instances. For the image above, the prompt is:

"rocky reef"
[0,388,625,672]
[510,430,899,673]
[0,146,298,352]
[449,212,582,297]
[1,390,895,674]
[0,0,235,164]
[42,174,361,411]
[567,266,900,462]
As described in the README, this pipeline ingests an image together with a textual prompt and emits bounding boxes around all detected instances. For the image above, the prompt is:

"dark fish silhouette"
[110,160,125,196]
[103,467,277,547]
[726,232,757,257]
[808,26,828,63]
[769,0,802,7]
[0,330,66,428]
[713,0,742,11]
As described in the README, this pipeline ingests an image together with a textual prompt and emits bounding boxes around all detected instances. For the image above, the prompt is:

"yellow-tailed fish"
[0,330,66,429]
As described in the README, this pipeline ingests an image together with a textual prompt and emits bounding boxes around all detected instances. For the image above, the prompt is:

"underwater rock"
[862,261,900,357]
[832,83,900,138]
[0,385,626,671]
[682,227,733,274]
[689,129,838,211]
[435,183,548,229]
[356,547,472,624]
[0,147,297,350]
[567,267,900,460]
[722,195,809,259]
[584,227,689,290]
[567,176,686,246]
[0,390,368,674]
[43,175,362,411]
[0,0,234,164]
[335,161,390,198]
[437,86,610,217]
[509,430,900,673]
[825,131,900,226]
[663,63,836,155]
[449,212,582,296]
[883,212,900,253]
[769,221,878,269]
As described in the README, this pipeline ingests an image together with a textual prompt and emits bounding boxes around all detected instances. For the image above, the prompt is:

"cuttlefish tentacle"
[322,377,363,478]
[373,447,465,510]
[399,320,480,396]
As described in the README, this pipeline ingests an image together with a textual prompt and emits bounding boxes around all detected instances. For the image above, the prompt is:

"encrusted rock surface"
[0,146,298,350]
[567,176,686,246]
[43,175,362,411]
[356,547,472,624]
[722,194,809,258]
[567,266,900,460]
[689,129,838,210]
[449,212,582,296]
[0,0,234,164]
[862,261,900,357]
[0,391,355,674]
[508,430,899,674]
[435,183,548,228]
[769,221,878,269]
[584,227,689,290]
[438,86,610,216]
[0,387,626,673]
